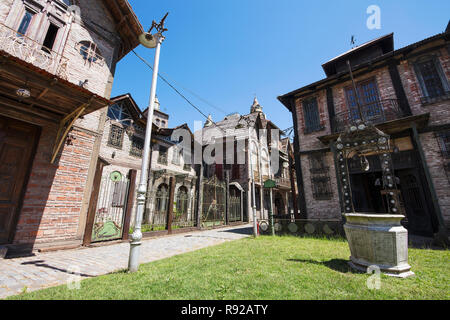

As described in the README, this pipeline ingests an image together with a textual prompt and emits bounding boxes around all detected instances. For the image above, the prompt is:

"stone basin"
[343,213,414,278]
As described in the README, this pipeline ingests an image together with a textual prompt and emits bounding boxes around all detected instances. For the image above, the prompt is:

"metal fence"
[258,219,345,238]
[91,175,130,242]
[201,176,226,227]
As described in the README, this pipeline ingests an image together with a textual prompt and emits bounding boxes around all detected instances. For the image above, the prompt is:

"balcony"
[331,99,406,133]
[0,22,70,80]
[275,177,291,189]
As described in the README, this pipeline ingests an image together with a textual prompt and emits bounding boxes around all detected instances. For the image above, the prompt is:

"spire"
[251,96,263,113]
[204,114,213,128]
[154,96,160,111]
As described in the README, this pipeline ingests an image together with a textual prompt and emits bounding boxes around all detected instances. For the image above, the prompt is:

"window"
[158,146,168,165]
[17,10,34,36]
[107,103,132,126]
[172,146,181,165]
[309,153,333,200]
[437,131,450,159]
[414,57,449,103]
[161,120,166,127]
[108,125,124,149]
[42,23,59,52]
[78,41,102,64]
[345,79,382,122]
[183,163,192,171]
[130,136,144,158]
[302,98,322,133]
[231,164,240,179]
[176,187,189,216]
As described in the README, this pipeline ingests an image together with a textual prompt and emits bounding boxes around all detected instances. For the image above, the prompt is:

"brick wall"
[398,47,450,126]
[300,152,341,219]
[419,132,450,225]
[14,127,95,245]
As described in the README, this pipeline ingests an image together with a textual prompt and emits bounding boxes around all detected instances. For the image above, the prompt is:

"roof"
[322,33,394,76]
[102,0,144,60]
[278,28,450,111]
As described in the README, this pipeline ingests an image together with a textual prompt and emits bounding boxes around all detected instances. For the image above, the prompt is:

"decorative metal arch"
[333,121,400,214]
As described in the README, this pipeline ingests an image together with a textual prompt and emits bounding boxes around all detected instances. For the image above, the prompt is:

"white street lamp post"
[249,129,258,237]
[128,31,165,273]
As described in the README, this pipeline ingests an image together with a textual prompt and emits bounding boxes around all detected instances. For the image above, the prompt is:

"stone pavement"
[0,224,252,299]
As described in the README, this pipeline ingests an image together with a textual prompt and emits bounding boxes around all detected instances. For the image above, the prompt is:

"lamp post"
[249,135,258,237]
[128,15,168,273]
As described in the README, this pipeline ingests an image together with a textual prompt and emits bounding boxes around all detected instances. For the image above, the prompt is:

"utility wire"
[133,49,210,119]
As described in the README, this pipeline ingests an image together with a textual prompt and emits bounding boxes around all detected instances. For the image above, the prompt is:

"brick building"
[0,0,143,254]
[278,25,450,240]
[81,93,198,244]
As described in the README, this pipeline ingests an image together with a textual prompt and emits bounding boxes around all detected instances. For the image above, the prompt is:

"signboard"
[263,179,276,189]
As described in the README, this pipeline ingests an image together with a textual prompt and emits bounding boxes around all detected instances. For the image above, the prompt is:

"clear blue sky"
[111,0,450,132]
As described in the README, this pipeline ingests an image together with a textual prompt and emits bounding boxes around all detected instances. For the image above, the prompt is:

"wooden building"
[278,26,450,241]
[0,0,143,254]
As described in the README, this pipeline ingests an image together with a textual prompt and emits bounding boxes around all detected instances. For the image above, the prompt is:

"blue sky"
[111,0,450,132]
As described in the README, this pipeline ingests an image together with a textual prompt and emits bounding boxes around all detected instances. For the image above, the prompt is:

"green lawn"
[8,236,450,300]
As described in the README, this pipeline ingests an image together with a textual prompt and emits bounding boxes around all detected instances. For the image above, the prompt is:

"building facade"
[82,93,199,244]
[0,0,143,253]
[279,26,450,240]
[199,98,297,227]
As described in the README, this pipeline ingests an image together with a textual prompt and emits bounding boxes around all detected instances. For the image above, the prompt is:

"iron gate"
[91,174,130,242]
[229,195,242,222]
[144,184,169,231]
[202,176,226,227]
[172,187,196,229]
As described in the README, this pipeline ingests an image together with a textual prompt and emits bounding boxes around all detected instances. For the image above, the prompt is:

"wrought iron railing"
[0,22,70,79]
[331,99,406,133]
[157,154,168,165]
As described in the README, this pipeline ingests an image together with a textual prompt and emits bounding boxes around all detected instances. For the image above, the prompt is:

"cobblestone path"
[0,224,252,299]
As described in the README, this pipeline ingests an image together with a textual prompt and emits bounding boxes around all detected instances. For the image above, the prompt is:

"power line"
[132,49,225,133]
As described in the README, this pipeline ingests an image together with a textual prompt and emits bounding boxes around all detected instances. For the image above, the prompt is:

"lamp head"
[139,32,157,48]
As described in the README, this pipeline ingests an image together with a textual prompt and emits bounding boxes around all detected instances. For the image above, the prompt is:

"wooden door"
[0,116,39,244]
[398,170,434,236]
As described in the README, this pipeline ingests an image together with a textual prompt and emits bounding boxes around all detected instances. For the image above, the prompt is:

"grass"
[7,236,450,300]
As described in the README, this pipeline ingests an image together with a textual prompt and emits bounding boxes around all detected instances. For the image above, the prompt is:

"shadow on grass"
[287,258,359,274]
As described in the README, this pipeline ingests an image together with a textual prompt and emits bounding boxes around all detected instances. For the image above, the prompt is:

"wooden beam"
[51,103,88,164]
[0,93,61,121]
[30,78,58,107]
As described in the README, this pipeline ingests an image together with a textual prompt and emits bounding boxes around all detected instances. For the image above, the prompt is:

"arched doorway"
[173,186,194,228]
[152,183,169,230]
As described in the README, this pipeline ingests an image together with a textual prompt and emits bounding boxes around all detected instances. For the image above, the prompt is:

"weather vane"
[351,35,356,48]
[149,12,169,34]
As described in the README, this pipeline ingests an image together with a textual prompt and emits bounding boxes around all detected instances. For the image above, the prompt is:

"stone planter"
[343,213,414,278]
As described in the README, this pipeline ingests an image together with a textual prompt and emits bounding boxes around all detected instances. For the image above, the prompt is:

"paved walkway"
[0,224,252,299]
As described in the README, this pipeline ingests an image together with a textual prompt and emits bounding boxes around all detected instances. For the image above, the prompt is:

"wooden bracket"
[50,98,93,163]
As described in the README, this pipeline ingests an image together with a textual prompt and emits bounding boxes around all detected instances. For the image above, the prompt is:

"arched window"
[176,186,189,217]
[107,102,132,126]
[155,184,169,214]
[78,41,102,63]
